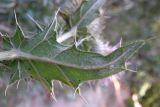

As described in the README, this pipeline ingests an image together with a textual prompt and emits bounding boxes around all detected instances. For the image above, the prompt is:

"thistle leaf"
[0,5,145,91]
[0,21,145,90]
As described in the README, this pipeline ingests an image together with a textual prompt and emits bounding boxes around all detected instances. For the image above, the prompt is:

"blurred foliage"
[103,0,160,106]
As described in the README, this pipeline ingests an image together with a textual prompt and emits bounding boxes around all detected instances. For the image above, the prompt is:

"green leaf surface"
[0,11,145,91]
[0,3,144,90]
[11,25,24,48]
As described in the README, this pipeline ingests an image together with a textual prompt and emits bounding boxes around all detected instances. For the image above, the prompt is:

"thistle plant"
[0,0,145,99]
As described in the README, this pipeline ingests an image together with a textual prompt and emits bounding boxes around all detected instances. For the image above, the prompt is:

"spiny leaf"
[0,21,145,90]
[0,8,145,92]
